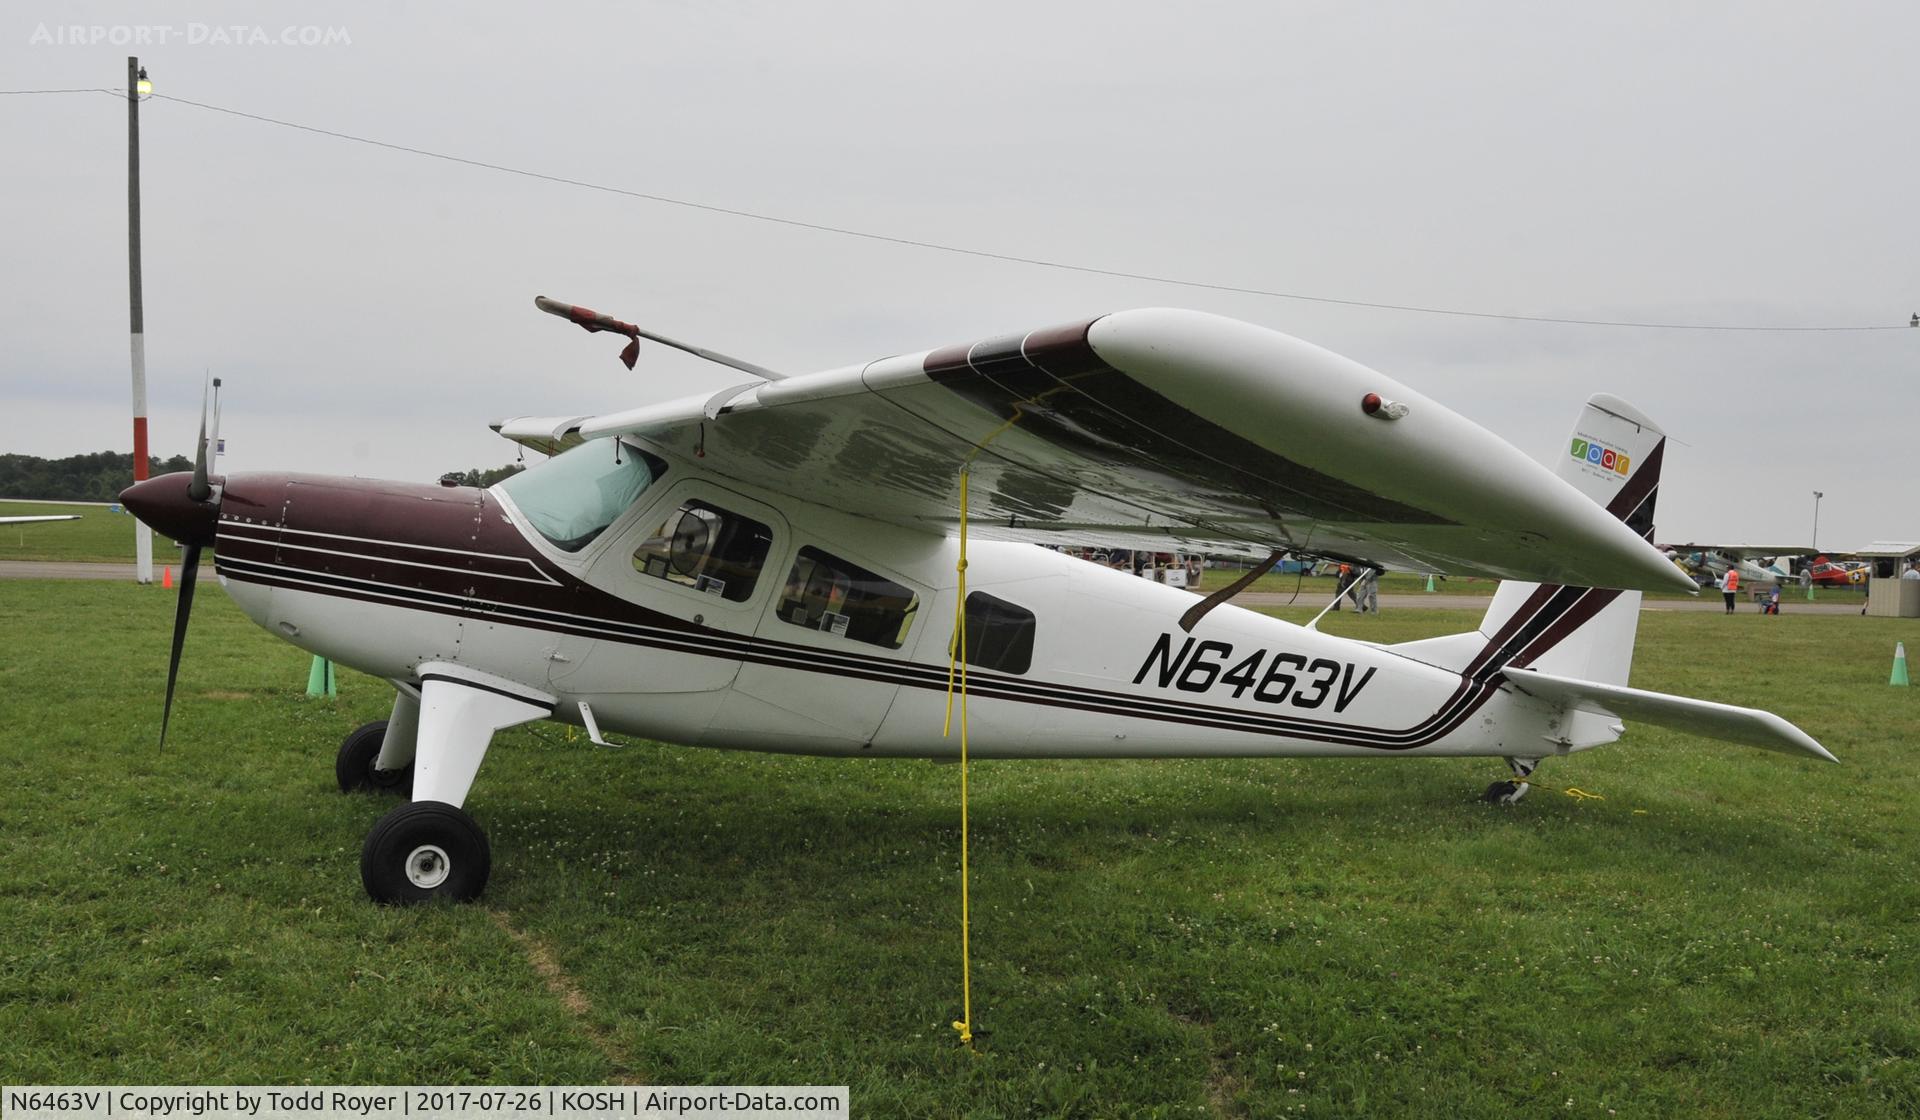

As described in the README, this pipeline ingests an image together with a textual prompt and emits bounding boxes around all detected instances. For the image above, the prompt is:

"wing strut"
[534,295,787,381]
[1178,551,1287,632]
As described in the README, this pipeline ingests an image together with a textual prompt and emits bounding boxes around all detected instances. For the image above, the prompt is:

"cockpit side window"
[494,439,667,553]
[631,500,773,603]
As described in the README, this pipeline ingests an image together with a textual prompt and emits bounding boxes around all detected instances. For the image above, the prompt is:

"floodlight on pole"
[135,67,151,96]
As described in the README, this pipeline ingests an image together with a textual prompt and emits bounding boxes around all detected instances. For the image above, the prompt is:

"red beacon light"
[1361,392,1410,421]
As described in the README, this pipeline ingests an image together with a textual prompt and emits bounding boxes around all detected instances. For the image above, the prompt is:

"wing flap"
[1503,666,1836,762]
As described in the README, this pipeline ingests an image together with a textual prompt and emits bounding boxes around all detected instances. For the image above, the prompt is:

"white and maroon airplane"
[121,304,1832,904]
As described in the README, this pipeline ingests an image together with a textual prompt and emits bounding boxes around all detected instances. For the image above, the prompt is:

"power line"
[8,87,1911,333]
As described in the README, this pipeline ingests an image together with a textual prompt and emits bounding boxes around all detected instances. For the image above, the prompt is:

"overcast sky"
[3,1,1914,551]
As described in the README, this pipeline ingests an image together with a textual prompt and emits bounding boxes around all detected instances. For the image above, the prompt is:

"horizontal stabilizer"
[1502,667,1836,763]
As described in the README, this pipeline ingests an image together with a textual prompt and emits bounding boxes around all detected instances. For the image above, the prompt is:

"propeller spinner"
[120,378,223,748]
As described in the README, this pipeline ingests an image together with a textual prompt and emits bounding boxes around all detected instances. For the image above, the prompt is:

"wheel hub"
[405,843,452,889]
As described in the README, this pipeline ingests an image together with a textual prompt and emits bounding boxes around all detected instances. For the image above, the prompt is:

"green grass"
[0,500,155,564]
[2,582,1916,1115]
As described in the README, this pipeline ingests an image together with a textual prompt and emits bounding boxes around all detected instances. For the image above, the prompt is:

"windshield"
[494,438,667,552]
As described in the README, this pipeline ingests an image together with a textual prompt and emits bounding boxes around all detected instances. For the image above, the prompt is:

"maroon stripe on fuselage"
[225,544,1515,750]
[208,469,1616,752]
[217,472,708,635]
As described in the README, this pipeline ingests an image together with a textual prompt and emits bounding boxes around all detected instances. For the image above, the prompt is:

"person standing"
[1722,566,1740,613]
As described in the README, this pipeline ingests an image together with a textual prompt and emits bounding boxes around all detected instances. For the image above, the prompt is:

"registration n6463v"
[1133,634,1377,712]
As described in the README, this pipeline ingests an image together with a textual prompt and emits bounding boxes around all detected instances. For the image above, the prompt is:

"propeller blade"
[158,540,202,750]
[187,378,212,502]
[208,377,223,473]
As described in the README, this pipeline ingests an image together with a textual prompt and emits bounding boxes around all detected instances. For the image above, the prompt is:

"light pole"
[127,56,154,583]
[1811,491,1823,553]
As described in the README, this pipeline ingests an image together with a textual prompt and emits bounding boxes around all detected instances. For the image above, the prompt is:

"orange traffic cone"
[162,566,173,589]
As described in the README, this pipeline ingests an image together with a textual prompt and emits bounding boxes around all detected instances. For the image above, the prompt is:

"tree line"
[0,451,525,501]
[0,451,194,502]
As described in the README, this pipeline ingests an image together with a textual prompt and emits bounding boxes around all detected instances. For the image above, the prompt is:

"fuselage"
[202,440,1568,762]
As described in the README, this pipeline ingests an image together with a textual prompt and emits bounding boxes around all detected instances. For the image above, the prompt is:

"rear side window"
[777,546,919,649]
[962,592,1035,675]
[631,500,772,603]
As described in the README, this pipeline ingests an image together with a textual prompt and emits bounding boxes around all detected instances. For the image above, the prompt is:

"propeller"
[121,377,225,749]
[158,539,203,748]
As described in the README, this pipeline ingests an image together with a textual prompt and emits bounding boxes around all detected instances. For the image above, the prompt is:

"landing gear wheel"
[360,801,491,904]
[1482,780,1530,806]
[335,720,412,795]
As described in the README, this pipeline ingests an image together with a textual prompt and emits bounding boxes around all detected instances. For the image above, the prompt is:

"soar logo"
[1570,437,1631,476]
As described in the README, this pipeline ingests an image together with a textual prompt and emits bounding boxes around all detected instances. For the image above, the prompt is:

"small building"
[1857,541,1920,618]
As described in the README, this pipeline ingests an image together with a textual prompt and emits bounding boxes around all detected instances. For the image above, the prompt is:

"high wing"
[0,514,81,525]
[497,308,1694,592]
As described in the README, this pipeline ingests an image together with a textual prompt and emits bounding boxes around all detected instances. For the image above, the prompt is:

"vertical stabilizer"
[1390,395,1671,701]
[1474,394,1667,688]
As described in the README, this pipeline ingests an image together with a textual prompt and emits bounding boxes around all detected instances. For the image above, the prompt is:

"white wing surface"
[0,515,81,525]
[497,308,1694,592]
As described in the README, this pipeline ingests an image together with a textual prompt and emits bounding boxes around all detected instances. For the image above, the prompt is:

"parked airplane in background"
[120,302,1833,906]
[1808,556,1871,586]
[1660,544,1803,588]
[0,514,81,525]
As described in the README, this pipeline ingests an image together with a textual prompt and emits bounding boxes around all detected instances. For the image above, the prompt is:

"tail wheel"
[335,719,413,795]
[1482,780,1530,806]
[361,801,491,904]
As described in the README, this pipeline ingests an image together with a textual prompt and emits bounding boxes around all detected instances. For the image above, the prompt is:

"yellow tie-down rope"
[942,410,1026,1049]
[943,467,975,1047]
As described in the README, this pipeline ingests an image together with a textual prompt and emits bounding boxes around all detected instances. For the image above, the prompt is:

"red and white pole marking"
[127,55,153,583]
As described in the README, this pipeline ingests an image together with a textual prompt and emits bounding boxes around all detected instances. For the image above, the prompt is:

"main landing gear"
[1482,756,1539,806]
[335,720,415,795]
[341,666,554,905]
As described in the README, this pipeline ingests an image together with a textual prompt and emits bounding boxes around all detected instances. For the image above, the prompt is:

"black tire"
[1482,780,1519,804]
[335,719,413,796]
[360,801,491,904]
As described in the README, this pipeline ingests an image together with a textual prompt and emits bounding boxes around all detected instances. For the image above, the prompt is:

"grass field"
[2,580,1916,1116]
[0,500,150,564]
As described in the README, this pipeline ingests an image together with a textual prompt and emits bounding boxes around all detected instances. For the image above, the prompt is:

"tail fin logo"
[1571,436,1631,477]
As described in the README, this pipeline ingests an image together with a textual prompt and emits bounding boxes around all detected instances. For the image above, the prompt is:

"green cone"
[306,655,337,698]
